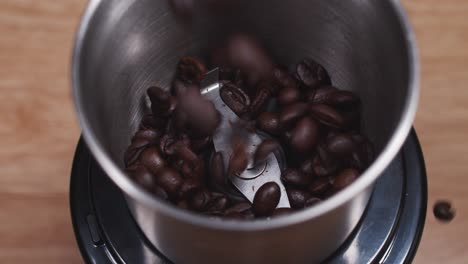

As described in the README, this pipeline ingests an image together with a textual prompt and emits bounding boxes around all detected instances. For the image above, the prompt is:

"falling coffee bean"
[281,169,312,187]
[253,182,281,217]
[228,140,249,176]
[290,117,319,153]
[308,104,345,128]
[140,147,167,174]
[332,168,359,191]
[287,188,311,209]
[254,139,280,164]
[155,167,183,196]
[257,112,282,135]
[279,102,308,127]
[176,56,207,84]
[433,200,455,222]
[295,59,331,88]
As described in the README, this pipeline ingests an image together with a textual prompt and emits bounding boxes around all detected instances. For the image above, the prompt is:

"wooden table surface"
[0,1,467,263]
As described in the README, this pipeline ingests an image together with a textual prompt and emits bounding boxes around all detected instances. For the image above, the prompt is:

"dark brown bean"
[140,147,167,174]
[273,66,297,88]
[140,114,167,130]
[155,167,183,196]
[253,182,281,217]
[210,152,226,187]
[224,202,252,215]
[228,141,249,176]
[295,59,331,88]
[272,208,295,217]
[279,102,308,127]
[287,188,311,209]
[309,177,331,195]
[299,158,315,175]
[433,201,456,222]
[189,189,212,211]
[277,85,301,105]
[281,169,312,187]
[177,86,221,137]
[207,195,229,212]
[308,104,345,128]
[147,86,176,117]
[333,168,359,191]
[307,85,337,104]
[124,145,146,167]
[220,82,251,116]
[132,128,161,143]
[329,90,360,106]
[226,33,274,86]
[176,56,207,84]
[178,178,201,199]
[257,112,282,135]
[254,139,280,164]
[290,117,319,153]
[250,81,275,116]
[327,133,356,157]
[153,185,169,200]
[304,197,322,207]
[127,165,156,191]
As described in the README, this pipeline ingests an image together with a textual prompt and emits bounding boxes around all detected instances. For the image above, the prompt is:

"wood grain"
[0,0,466,263]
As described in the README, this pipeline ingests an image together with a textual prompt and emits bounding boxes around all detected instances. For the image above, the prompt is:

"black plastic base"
[70,130,427,264]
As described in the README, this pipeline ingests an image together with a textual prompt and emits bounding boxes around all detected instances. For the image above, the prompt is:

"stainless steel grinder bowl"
[72,0,419,263]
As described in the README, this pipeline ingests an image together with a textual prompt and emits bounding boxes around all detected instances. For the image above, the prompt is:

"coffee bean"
[220,82,251,116]
[155,167,183,196]
[257,112,282,135]
[176,56,207,84]
[228,141,249,175]
[147,86,176,117]
[253,182,281,217]
[281,169,312,187]
[295,59,331,88]
[226,33,274,86]
[273,66,297,88]
[327,133,356,157]
[124,145,146,167]
[299,158,315,175]
[140,114,167,130]
[287,188,311,209]
[127,165,155,191]
[433,201,455,222]
[132,128,161,143]
[207,195,229,212]
[333,168,359,191]
[290,117,319,153]
[210,152,226,187]
[254,139,279,164]
[178,178,201,199]
[329,90,360,106]
[309,104,345,128]
[304,197,321,207]
[272,207,295,217]
[189,189,212,211]
[153,185,169,201]
[177,86,221,137]
[140,147,167,174]
[277,85,301,105]
[224,202,252,215]
[307,85,337,104]
[279,102,308,127]
[250,81,276,116]
[309,177,331,195]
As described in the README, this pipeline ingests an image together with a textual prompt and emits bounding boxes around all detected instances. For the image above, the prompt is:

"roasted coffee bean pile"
[123,35,374,219]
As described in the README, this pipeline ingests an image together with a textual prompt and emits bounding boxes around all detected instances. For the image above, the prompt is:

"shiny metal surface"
[200,68,290,207]
[72,0,419,263]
